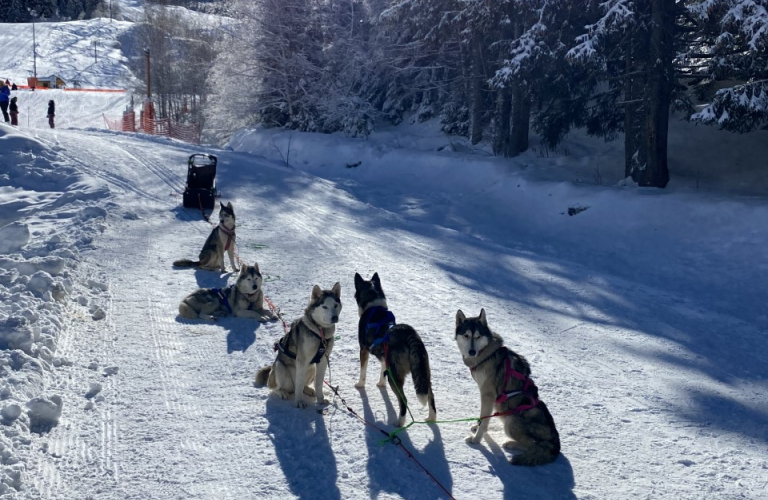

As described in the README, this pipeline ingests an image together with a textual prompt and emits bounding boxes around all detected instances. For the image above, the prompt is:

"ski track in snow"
[9,127,768,500]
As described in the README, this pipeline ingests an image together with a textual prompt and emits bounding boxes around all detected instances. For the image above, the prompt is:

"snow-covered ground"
[1,9,767,500]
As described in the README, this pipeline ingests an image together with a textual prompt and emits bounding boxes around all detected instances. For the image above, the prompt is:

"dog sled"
[182,153,218,212]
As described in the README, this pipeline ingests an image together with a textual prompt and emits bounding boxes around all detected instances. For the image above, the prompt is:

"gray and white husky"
[173,201,238,272]
[178,263,276,322]
[354,272,437,427]
[455,308,560,466]
[255,283,341,408]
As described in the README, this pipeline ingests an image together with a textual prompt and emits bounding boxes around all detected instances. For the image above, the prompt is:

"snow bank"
[0,124,114,494]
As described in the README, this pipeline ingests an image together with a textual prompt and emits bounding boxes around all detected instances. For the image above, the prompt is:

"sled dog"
[455,308,560,466]
[353,272,437,427]
[178,263,276,322]
[173,201,238,272]
[255,283,341,408]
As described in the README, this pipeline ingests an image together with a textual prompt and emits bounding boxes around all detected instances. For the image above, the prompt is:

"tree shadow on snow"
[360,387,453,499]
[265,396,341,500]
[472,435,575,500]
[435,247,768,445]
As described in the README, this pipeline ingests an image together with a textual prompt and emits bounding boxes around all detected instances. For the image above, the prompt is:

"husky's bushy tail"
[173,258,200,268]
[254,366,272,387]
[407,334,437,419]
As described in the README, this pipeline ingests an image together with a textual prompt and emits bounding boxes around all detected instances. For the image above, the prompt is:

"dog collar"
[218,223,235,251]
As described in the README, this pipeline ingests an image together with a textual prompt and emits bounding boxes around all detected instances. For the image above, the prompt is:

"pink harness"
[472,355,540,413]
[219,224,235,251]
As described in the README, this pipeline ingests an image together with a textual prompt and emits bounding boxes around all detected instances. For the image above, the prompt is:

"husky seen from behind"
[255,283,342,408]
[178,263,276,322]
[455,308,560,466]
[354,272,437,427]
[173,201,238,273]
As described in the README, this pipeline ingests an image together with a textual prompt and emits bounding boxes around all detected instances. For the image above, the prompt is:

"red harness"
[219,223,235,251]
[472,355,540,413]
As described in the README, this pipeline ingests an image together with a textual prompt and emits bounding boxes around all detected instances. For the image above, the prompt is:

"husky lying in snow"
[353,272,437,427]
[455,308,560,466]
[173,201,238,273]
[178,263,276,322]
[255,283,342,408]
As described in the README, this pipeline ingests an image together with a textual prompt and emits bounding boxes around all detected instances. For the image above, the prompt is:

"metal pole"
[32,22,37,78]
[144,49,151,98]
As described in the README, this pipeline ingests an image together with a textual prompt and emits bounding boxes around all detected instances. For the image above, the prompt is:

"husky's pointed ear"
[311,285,322,300]
[239,265,247,275]
[479,308,487,327]
[354,272,364,290]
[371,272,381,289]
[253,262,260,272]
[456,309,466,329]
[227,201,233,210]
[219,201,225,210]
[331,282,341,298]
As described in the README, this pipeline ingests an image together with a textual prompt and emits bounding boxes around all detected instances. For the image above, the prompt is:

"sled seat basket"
[182,153,217,210]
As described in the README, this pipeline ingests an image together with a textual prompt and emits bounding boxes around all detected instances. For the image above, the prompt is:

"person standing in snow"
[0,83,10,123]
[9,96,18,126]
[47,100,55,129]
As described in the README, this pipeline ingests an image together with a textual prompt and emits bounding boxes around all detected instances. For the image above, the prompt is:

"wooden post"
[144,49,152,98]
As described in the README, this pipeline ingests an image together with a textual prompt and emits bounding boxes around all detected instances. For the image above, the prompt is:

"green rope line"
[378,364,514,444]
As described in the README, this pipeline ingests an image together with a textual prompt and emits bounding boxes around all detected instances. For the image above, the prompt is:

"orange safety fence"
[12,86,126,92]
[103,112,200,145]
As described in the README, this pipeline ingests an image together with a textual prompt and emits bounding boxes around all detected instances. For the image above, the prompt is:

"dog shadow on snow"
[360,387,453,499]
[265,397,341,500]
[475,436,576,500]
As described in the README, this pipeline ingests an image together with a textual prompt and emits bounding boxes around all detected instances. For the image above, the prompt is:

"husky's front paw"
[376,379,387,388]
[276,390,292,400]
[295,399,307,409]
[303,386,316,397]
[465,434,482,444]
[354,381,365,389]
[316,396,329,405]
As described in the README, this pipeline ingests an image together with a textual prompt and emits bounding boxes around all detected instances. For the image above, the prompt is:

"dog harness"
[218,223,235,251]
[274,320,328,364]
[212,286,234,314]
[362,306,397,350]
[471,353,540,411]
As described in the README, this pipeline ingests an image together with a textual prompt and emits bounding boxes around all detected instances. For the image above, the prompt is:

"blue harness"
[212,285,234,314]
[362,306,396,350]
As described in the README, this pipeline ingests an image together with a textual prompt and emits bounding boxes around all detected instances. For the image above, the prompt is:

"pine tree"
[689,0,768,132]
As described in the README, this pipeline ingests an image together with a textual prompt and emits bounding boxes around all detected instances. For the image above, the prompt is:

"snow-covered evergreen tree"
[690,0,768,132]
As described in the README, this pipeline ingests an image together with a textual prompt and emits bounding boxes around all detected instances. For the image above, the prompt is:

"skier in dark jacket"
[9,96,18,126]
[47,100,55,129]
[0,83,10,123]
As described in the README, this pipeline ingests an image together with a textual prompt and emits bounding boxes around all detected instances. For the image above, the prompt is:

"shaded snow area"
[0,117,764,499]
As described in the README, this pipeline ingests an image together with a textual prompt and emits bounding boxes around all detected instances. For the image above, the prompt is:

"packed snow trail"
[17,127,768,500]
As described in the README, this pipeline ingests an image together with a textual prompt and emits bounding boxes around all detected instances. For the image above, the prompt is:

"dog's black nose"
[468,349,476,356]
[331,316,339,323]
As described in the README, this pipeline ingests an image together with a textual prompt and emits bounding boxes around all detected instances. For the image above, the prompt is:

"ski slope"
[1,119,766,499]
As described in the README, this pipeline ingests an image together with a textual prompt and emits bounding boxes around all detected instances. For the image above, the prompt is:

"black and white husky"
[354,272,437,427]
[455,309,560,466]
[255,283,342,408]
[173,201,238,272]
[178,263,276,322]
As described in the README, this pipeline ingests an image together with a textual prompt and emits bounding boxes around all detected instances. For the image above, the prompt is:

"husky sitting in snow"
[173,201,238,273]
[455,308,560,466]
[255,283,341,408]
[178,263,276,322]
